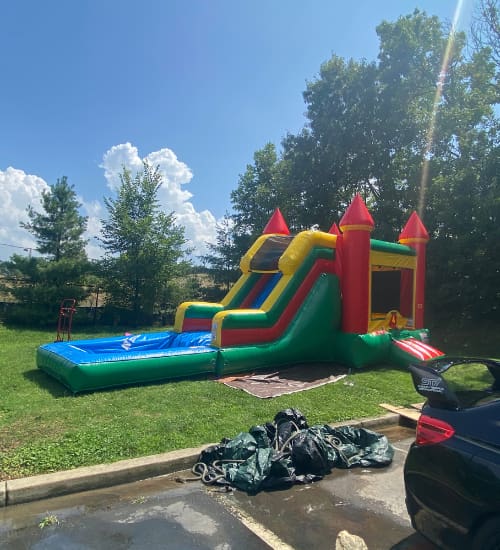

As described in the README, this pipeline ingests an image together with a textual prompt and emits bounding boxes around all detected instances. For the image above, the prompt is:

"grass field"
[0,322,497,481]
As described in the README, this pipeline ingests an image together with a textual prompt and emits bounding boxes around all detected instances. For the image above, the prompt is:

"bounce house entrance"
[369,267,415,331]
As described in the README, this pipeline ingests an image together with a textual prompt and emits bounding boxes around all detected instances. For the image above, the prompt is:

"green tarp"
[194,408,394,493]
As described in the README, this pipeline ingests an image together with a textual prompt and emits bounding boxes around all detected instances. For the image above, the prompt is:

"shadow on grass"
[24,367,217,398]
[23,358,412,401]
[23,368,75,398]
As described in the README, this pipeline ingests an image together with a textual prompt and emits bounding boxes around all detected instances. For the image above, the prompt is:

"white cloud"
[101,143,144,192]
[0,167,49,260]
[80,198,104,261]
[100,143,217,258]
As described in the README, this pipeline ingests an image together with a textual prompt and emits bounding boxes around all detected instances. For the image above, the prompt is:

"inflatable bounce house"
[37,195,444,392]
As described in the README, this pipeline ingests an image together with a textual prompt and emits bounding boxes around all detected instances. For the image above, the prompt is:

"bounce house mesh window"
[250,236,293,272]
[371,270,401,313]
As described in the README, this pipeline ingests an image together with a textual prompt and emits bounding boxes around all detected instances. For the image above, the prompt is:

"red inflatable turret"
[399,212,429,329]
[328,222,341,235]
[339,195,374,333]
[262,208,290,235]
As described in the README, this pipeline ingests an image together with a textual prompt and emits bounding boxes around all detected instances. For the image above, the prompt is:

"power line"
[0,242,34,257]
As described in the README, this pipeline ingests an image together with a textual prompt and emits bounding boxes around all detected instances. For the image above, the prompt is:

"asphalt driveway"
[0,423,436,549]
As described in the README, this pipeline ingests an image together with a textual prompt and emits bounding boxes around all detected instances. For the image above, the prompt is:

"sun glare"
[418,0,467,216]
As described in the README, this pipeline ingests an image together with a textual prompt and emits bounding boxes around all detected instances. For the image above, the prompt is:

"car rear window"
[442,362,500,408]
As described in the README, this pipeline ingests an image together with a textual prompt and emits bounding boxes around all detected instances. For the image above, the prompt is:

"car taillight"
[416,414,455,445]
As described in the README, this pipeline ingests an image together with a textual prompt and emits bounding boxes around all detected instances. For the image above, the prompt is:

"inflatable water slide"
[37,195,443,392]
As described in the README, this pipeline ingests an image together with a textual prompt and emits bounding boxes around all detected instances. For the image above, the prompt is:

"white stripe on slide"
[394,339,427,361]
[408,338,444,359]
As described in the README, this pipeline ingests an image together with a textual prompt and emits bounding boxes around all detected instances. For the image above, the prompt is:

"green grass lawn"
[0,322,497,481]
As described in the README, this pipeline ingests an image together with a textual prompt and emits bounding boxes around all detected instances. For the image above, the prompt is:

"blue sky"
[0,0,474,260]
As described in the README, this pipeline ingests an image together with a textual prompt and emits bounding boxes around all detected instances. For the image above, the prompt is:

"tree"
[414,30,499,322]
[1,254,92,322]
[230,143,290,245]
[281,11,472,239]
[283,9,500,319]
[283,56,382,232]
[99,162,189,324]
[1,177,90,325]
[200,215,241,298]
[21,176,88,261]
[471,0,500,69]
[230,10,499,323]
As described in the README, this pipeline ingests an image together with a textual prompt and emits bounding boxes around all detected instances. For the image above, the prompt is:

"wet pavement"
[0,424,437,549]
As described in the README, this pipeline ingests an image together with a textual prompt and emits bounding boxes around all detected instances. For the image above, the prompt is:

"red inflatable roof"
[262,208,290,235]
[399,211,429,242]
[339,194,374,230]
[328,222,341,235]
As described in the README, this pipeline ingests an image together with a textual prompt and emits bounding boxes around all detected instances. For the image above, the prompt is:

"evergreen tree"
[1,177,90,325]
[21,176,88,261]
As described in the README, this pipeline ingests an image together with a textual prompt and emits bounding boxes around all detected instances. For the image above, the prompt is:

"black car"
[404,357,500,550]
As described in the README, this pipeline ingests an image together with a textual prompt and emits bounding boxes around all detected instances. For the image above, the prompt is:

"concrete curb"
[1,413,403,508]
[3,446,205,507]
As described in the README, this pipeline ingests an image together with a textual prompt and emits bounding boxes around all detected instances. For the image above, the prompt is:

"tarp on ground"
[194,408,394,493]
[218,364,348,398]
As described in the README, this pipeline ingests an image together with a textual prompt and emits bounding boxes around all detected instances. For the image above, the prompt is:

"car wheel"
[472,517,500,550]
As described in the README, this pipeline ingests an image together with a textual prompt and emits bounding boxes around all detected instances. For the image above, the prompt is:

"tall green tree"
[230,143,290,239]
[424,19,500,322]
[282,57,381,232]
[229,142,299,262]
[282,11,468,238]
[472,0,500,69]
[1,177,90,324]
[99,162,188,324]
[21,176,88,261]
[230,10,499,323]
[282,10,499,324]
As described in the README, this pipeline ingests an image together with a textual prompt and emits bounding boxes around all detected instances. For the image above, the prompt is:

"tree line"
[209,6,500,325]
[0,167,195,326]
[1,6,499,327]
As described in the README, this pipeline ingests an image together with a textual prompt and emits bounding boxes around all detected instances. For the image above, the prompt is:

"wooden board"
[379,403,421,422]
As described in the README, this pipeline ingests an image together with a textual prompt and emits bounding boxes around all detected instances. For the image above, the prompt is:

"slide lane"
[212,244,336,346]
[174,272,280,332]
[215,273,341,376]
[175,231,338,338]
